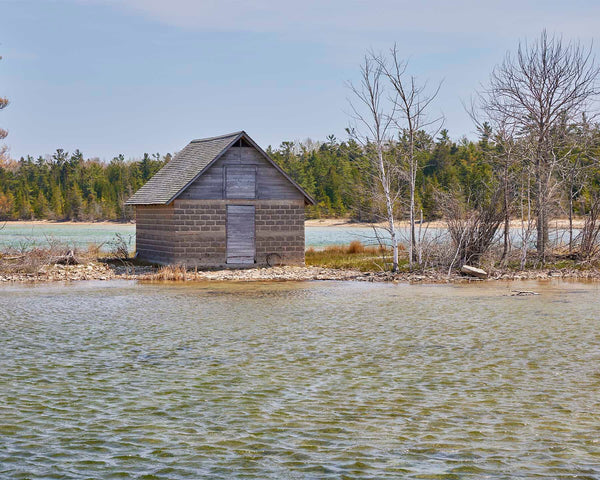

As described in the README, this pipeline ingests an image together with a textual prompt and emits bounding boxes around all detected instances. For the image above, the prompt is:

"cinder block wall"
[136,199,305,267]
[132,140,311,267]
[170,200,227,266]
[135,204,175,264]
[255,200,305,266]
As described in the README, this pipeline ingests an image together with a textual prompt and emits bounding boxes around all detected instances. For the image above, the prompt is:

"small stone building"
[126,131,315,267]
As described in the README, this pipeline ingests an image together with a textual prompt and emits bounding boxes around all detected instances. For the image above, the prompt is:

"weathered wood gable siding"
[225,166,256,199]
[178,146,303,201]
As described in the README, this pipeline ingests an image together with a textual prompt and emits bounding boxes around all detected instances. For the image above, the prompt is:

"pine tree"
[33,190,49,218]
[0,191,13,220]
[49,185,64,220]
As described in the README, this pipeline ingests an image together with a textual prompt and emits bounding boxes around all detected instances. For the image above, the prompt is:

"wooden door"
[226,205,255,264]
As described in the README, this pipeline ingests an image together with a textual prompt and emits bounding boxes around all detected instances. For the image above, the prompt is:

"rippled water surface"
[1,280,600,479]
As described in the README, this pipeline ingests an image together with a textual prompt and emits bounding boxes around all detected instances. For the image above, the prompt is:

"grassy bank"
[305,241,406,272]
[306,241,600,276]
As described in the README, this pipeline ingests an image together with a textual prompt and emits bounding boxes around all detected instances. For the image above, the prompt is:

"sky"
[1,0,599,160]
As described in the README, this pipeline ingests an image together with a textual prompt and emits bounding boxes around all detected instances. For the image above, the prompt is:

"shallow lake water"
[1,279,600,479]
[0,223,378,250]
[0,222,578,252]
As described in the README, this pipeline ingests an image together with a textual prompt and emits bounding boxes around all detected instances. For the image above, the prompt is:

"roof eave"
[125,199,171,206]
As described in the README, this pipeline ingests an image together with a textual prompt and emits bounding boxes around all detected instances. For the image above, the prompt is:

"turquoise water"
[0,223,385,250]
[0,222,577,251]
[1,280,599,478]
[0,223,137,251]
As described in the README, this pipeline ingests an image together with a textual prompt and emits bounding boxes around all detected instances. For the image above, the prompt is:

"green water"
[1,280,599,478]
[0,223,136,251]
[0,222,577,252]
[0,223,377,250]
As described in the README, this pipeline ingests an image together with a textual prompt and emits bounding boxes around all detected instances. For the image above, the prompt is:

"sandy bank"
[1,220,134,227]
[305,218,587,229]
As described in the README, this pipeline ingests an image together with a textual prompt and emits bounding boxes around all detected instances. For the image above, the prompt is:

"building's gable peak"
[126,131,315,205]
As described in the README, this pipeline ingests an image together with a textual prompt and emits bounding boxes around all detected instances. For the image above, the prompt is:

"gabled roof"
[126,131,315,205]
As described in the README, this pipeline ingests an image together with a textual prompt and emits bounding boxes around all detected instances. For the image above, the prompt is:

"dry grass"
[0,244,98,274]
[0,248,50,274]
[0,231,138,276]
[85,242,102,260]
[150,264,188,281]
[306,241,404,272]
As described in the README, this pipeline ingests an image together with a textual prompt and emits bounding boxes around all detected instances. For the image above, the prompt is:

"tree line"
[0,151,168,221]
[1,125,598,225]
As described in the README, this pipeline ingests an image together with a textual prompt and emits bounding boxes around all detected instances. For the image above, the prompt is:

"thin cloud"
[76,0,600,40]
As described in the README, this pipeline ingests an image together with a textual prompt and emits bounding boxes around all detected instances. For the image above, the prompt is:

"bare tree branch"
[476,30,600,262]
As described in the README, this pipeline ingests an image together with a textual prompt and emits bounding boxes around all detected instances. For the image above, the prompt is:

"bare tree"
[347,55,400,271]
[578,194,600,260]
[558,116,599,252]
[492,125,521,263]
[517,157,536,269]
[439,187,505,269]
[468,114,521,265]
[479,30,600,263]
[377,45,443,269]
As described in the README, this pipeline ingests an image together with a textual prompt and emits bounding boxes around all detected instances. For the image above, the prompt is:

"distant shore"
[2,218,588,229]
[309,218,587,229]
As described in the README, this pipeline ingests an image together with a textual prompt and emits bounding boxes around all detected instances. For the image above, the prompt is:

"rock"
[510,290,539,296]
[460,265,488,279]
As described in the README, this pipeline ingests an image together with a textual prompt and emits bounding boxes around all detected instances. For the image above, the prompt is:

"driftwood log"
[0,254,26,261]
[460,265,488,279]
[53,250,79,265]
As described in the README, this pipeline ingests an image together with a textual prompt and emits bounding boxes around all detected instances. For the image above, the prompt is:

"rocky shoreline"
[2,261,600,284]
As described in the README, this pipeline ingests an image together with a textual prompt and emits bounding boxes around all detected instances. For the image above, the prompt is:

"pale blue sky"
[1,0,599,160]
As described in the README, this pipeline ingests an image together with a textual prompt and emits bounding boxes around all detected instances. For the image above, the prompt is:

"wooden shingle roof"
[126,131,314,205]
[126,132,242,205]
